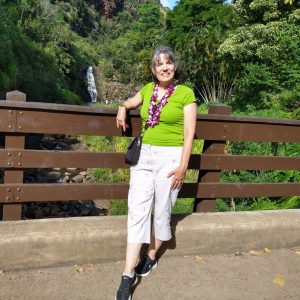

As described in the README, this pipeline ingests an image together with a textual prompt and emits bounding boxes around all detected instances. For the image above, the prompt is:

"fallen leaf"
[195,256,207,264]
[75,264,94,272]
[249,250,263,256]
[234,251,243,256]
[264,248,272,254]
[290,247,300,252]
[75,266,84,272]
[273,276,285,287]
[83,264,94,271]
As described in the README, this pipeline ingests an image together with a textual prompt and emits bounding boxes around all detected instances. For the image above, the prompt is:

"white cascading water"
[86,67,98,103]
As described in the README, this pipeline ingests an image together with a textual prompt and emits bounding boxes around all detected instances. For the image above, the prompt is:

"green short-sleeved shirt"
[140,82,196,146]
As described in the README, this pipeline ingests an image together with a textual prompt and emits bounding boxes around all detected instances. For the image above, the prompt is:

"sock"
[123,272,135,278]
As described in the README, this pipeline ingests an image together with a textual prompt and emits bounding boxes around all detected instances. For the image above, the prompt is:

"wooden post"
[193,104,232,212]
[2,91,26,221]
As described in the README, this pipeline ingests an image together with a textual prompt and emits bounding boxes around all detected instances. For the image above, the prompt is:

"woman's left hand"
[167,166,186,189]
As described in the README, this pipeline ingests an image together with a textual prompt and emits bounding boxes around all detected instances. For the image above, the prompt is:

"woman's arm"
[168,102,197,189]
[116,91,143,132]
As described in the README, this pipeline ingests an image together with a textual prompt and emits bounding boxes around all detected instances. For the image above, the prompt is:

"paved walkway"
[1,248,299,300]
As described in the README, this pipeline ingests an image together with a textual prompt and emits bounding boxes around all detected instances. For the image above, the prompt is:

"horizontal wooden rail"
[0,150,299,170]
[0,103,299,142]
[0,183,299,202]
[0,100,299,125]
[188,154,300,170]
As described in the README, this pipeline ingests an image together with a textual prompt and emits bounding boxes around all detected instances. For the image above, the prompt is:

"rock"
[66,209,78,216]
[63,176,70,183]
[62,204,68,210]
[67,168,78,171]
[57,211,65,218]
[53,168,61,171]
[51,209,58,216]
[94,199,112,210]
[56,142,68,150]
[43,207,50,214]
[79,171,88,176]
[81,208,90,216]
[46,171,61,182]
[64,172,71,176]
[41,139,57,149]
[72,175,85,183]
[25,176,36,183]
[53,134,65,139]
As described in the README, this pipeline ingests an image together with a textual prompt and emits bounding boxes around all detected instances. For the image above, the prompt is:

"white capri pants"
[127,144,182,244]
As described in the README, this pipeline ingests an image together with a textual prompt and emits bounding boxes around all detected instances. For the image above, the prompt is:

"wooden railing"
[0,90,299,221]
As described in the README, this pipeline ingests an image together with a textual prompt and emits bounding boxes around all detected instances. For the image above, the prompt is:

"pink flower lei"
[147,81,177,127]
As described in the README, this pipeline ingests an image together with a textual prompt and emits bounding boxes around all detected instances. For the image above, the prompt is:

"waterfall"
[86,67,98,103]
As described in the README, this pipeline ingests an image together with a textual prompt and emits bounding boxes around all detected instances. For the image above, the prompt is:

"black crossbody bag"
[125,123,149,166]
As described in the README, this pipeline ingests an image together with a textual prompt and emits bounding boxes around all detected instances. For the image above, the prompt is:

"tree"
[165,0,235,103]
[219,0,300,111]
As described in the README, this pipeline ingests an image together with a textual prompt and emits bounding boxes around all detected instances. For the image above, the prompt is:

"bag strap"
[141,122,149,137]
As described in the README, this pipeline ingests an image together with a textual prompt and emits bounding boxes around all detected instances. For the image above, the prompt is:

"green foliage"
[215,199,231,212]
[165,0,235,101]
[0,0,99,103]
[171,199,194,214]
[220,1,300,110]
[278,196,300,209]
[100,3,165,84]
[111,199,128,215]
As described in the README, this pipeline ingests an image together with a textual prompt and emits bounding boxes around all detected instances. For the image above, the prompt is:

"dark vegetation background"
[1,0,299,213]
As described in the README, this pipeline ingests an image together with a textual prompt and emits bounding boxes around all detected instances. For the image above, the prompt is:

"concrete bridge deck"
[1,248,299,300]
[0,210,300,299]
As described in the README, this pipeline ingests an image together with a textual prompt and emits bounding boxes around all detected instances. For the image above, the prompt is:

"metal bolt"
[5,197,10,201]
[8,125,12,129]
[17,187,21,192]
[18,162,22,166]
[6,188,11,192]
[16,196,20,201]
[7,162,11,166]
[18,126,22,130]
[7,152,11,156]
[19,111,23,115]
[18,153,22,157]
[8,110,12,114]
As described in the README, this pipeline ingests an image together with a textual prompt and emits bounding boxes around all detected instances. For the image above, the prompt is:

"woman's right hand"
[116,92,143,131]
[116,105,128,132]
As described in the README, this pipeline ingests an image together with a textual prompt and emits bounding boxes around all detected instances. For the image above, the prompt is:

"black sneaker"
[115,274,138,300]
[135,255,158,277]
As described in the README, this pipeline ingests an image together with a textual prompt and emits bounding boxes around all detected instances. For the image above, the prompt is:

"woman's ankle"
[147,252,156,260]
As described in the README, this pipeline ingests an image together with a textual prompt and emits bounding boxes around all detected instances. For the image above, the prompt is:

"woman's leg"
[125,145,155,270]
[124,242,143,273]
[153,147,182,243]
[147,232,163,260]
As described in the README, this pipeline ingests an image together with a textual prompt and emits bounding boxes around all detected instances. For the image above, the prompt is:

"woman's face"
[152,53,176,86]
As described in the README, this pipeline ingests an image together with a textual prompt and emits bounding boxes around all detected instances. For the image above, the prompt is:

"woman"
[115,46,197,300]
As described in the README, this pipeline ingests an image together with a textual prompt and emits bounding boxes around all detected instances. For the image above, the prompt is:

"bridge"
[0,91,299,299]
